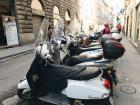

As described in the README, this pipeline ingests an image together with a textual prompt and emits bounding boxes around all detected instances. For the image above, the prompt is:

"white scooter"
[111,28,123,42]
[17,43,113,105]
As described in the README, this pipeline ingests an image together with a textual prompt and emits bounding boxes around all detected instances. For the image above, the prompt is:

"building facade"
[80,0,113,33]
[96,0,113,25]
[124,0,140,53]
[0,0,79,46]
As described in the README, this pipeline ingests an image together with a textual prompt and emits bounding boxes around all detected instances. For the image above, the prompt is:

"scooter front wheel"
[70,101,113,105]
[70,99,112,105]
[17,89,36,101]
[83,101,112,105]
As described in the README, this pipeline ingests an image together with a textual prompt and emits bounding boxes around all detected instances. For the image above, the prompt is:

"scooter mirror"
[56,40,61,45]
[61,40,67,44]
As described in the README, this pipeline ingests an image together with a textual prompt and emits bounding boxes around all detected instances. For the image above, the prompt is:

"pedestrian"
[120,25,124,35]
[47,26,53,41]
[102,23,111,35]
[116,23,122,34]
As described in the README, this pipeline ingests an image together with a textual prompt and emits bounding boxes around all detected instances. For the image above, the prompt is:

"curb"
[0,86,17,105]
[0,49,34,63]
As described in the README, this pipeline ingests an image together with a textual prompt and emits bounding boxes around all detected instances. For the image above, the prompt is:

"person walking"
[116,23,122,34]
[102,23,111,35]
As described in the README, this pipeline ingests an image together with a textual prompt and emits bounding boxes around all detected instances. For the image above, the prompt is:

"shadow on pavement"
[17,100,53,105]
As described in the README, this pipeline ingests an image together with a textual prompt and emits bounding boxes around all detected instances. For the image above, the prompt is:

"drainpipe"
[14,0,20,45]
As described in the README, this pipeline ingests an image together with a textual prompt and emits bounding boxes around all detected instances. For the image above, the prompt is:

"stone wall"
[15,0,79,45]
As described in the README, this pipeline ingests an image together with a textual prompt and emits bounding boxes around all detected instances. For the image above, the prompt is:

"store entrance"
[0,16,7,46]
[0,0,15,46]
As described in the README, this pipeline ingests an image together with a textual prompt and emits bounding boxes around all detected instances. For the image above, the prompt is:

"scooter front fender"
[18,79,30,89]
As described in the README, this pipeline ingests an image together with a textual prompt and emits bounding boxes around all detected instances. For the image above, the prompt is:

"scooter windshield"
[50,16,64,45]
[35,18,50,46]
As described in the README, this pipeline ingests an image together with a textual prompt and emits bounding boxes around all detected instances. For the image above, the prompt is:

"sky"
[111,0,125,25]
[111,0,124,13]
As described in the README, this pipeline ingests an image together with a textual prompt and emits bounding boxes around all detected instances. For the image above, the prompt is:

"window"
[65,10,71,21]
[53,6,60,26]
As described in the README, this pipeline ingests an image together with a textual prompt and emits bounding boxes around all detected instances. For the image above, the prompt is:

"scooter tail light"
[116,44,125,49]
[104,79,110,90]
[111,37,117,41]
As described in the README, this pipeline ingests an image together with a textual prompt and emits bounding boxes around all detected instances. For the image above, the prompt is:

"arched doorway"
[64,10,71,35]
[53,6,60,27]
[73,13,81,34]
[31,0,45,40]
[65,10,71,22]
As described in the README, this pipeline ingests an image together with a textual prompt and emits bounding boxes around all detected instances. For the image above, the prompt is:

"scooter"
[52,34,125,97]
[58,34,124,72]
[61,35,119,66]
[17,43,113,105]
[67,33,118,57]
[111,28,123,42]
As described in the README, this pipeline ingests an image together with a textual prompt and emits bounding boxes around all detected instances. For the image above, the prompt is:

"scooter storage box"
[111,33,122,42]
[103,40,125,59]
[101,35,116,47]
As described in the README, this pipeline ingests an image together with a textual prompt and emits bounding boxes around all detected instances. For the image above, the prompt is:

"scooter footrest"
[38,92,70,105]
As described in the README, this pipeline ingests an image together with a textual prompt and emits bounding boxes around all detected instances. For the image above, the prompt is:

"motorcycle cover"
[26,56,86,97]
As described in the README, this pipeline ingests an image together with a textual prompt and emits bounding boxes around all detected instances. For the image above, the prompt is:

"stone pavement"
[0,44,34,61]
[113,37,140,105]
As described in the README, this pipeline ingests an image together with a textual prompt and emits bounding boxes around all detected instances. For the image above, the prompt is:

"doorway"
[126,16,129,36]
[31,0,45,40]
[0,0,15,46]
[32,15,44,39]
[134,5,140,43]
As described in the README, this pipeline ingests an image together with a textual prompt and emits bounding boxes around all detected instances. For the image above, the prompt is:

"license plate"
[109,97,113,105]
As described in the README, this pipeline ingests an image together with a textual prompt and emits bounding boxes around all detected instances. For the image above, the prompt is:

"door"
[135,5,140,43]
[126,16,129,36]
[32,15,44,40]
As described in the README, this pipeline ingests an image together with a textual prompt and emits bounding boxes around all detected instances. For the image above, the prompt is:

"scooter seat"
[69,67,102,80]
[81,42,100,48]
[67,55,102,66]
[76,46,101,54]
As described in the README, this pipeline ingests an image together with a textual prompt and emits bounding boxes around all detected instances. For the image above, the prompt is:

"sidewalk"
[114,36,140,105]
[0,44,34,60]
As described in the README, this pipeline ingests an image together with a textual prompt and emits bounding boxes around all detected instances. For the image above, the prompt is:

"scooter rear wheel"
[83,100,112,105]
[69,98,112,105]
